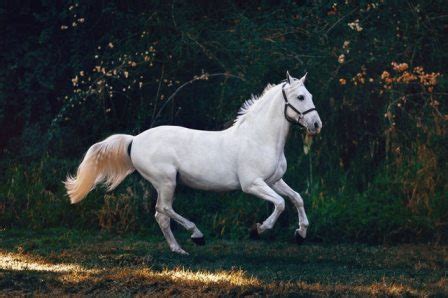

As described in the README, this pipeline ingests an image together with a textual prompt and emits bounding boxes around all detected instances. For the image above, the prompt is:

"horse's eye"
[298,95,305,101]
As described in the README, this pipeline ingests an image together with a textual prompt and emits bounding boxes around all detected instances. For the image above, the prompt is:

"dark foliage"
[1,0,447,243]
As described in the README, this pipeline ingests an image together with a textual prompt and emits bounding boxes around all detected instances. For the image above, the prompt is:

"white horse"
[65,71,322,255]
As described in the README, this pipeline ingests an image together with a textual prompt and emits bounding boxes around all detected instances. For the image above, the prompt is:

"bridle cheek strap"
[282,84,316,126]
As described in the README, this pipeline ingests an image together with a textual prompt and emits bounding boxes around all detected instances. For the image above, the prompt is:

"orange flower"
[381,71,390,80]
[391,62,408,72]
[413,66,424,74]
[397,72,416,83]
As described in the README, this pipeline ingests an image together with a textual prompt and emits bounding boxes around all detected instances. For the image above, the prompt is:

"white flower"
[348,19,363,32]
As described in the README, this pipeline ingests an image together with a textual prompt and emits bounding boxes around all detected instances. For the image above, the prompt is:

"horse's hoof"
[294,230,305,245]
[249,223,260,240]
[191,236,205,246]
[172,247,189,255]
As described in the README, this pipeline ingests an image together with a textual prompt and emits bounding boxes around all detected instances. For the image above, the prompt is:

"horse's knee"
[155,212,169,229]
[293,192,304,207]
[154,211,165,222]
[277,199,286,213]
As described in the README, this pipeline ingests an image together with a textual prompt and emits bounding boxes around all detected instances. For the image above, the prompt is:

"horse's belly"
[178,168,239,191]
[174,131,240,191]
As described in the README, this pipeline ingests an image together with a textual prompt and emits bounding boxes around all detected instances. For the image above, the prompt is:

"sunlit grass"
[156,267,260,287]
[267,280,418,296]
[0,251,96,274]
[0,229,446,296]
[99,267,261,288]
[0,250,261,293]
[0,251,427,297]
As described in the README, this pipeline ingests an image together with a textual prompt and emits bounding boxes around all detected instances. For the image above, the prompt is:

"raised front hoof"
[294,230,305,245]
[249,223,261,240]
[191,236,205,246]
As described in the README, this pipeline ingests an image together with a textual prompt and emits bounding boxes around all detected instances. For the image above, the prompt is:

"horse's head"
[282,71,322,135]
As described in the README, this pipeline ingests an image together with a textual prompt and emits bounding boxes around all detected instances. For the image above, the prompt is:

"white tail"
[64,134,135,204]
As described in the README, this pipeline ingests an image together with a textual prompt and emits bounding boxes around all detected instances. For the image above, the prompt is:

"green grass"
[0,228,447,296]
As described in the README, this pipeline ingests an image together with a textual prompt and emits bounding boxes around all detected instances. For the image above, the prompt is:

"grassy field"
[0,228,447,296]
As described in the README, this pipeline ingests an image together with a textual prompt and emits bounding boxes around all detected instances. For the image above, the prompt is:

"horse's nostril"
[314,122,319,129]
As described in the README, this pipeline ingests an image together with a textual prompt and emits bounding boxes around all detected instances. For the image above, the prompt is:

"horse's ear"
[299,72,308,85]
[286,71,293,84]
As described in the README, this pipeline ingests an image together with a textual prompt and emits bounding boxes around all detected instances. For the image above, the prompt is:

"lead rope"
[308,146,313,196]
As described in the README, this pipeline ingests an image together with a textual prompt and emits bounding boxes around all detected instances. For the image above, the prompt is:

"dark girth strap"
[127,140,133,157]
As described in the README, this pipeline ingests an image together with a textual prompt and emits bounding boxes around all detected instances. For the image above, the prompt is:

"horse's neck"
[239,87,290,152]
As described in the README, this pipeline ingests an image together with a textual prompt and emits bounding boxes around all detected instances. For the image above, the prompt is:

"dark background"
[1,0,447,243]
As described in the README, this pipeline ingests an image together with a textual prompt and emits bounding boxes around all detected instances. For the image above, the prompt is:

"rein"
[281,83,316,126]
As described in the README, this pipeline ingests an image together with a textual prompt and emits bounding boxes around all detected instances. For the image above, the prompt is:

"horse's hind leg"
[161,206,205,244]
[151,180,187,254]
[155,181,205,246]
[154,211,187,255]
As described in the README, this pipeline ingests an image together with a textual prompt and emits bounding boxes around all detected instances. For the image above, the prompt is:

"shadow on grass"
[0,228,447,296]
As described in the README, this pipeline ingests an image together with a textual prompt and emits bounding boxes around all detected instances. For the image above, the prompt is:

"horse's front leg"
[272,179,309,242]
[242,178,286,235]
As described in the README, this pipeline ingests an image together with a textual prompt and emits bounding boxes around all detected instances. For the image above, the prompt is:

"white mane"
[234,83,276,125]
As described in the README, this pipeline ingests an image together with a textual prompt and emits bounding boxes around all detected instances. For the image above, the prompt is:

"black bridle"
[281,83,316,126]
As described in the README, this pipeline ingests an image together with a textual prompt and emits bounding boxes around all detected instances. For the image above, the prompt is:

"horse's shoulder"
[275,153,287,175]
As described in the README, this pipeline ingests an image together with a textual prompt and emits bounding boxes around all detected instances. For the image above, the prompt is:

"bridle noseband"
[281,83,316,126]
